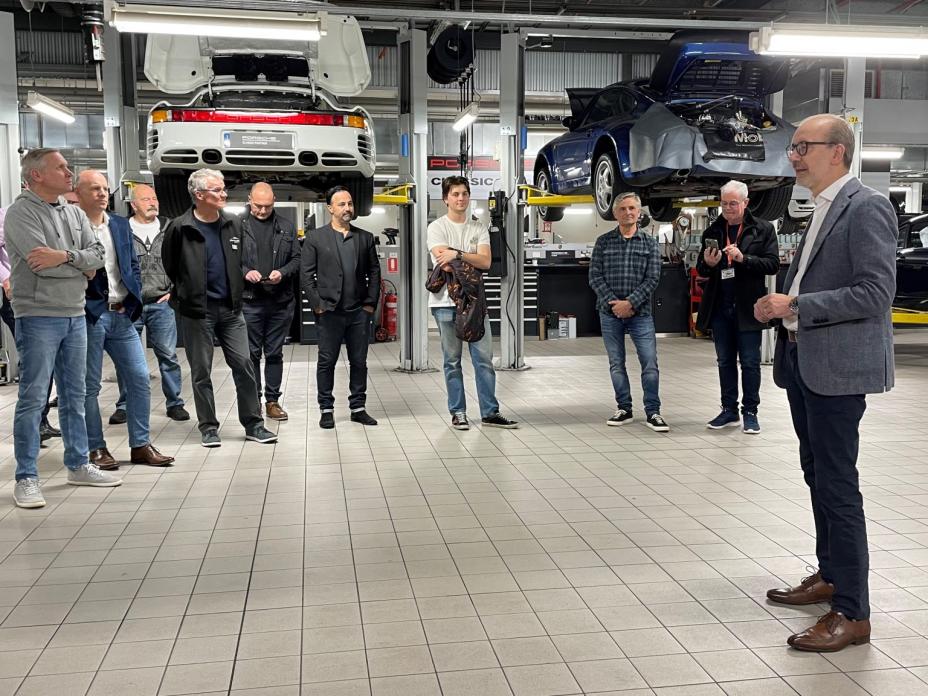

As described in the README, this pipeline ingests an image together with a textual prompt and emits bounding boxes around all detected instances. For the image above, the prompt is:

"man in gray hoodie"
[4,148,122,509]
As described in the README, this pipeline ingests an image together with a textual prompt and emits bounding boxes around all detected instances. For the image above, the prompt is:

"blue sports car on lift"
[534,31,796,222]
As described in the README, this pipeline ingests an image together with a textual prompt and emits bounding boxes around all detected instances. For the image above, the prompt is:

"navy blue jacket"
[85,213,143,323]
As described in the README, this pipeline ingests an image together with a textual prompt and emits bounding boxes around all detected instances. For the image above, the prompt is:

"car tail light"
[150,109,171,123]
[153,109,367,128]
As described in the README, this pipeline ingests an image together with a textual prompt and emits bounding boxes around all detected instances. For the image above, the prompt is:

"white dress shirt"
[783,172,856,331]
[90,212,127,304]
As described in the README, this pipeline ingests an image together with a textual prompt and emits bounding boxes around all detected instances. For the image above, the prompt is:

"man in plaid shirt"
[589,192,669,432]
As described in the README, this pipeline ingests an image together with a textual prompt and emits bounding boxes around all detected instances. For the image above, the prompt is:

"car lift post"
[396,27,433,372]
[497,32,528,370]
[0,12,18,382]
[761,89,786,366]
[102,23,143,215]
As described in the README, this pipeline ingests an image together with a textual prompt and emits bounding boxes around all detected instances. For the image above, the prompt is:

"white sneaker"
[13,478,45,508]
[67,463,122,487]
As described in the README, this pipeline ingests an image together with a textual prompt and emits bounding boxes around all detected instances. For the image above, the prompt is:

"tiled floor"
[0,328,927,696]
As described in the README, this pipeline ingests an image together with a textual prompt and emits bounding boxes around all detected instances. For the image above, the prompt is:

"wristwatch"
[456,249,463,260]
[65,250,75,265]
[788,296,799,315]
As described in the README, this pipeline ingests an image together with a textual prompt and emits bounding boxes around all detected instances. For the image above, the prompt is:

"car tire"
[647,198,682,223]
[534,164,564,222]
[749,185,793,221]
[593,152,622,221]
[346,175,374,218]
[153,173,190,218]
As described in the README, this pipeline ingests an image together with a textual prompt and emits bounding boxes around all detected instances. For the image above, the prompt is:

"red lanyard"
[725,222,744,249]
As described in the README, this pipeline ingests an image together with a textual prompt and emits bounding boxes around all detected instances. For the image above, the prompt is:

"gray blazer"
[773,177,896,396]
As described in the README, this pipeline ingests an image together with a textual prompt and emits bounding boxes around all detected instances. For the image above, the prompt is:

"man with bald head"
[109,184,189,425]
[240,182,301,421]
[75,170,174,470]
[755,114,897,652]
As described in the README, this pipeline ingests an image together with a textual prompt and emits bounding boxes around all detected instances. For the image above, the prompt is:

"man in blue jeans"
[427,176,517,431]
[4,148,121,508]
[76,171,174,470]
[110,183,188,424]
[589,192,669,432]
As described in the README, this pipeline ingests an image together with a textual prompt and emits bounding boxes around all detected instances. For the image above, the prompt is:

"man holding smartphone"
[696,180,779,434]
[241,182,301,421]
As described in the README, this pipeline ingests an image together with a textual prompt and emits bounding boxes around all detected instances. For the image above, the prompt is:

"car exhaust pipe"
[202,149,223,165]
[675,169,690,178]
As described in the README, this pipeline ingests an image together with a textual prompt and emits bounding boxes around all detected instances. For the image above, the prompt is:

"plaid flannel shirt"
[588,227,660,316]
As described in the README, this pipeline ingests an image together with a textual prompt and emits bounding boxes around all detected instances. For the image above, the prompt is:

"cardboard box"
[558,315,577,339]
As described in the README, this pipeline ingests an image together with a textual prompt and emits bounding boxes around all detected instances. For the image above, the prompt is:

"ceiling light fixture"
[861,148,905,160]
[26,91,76,124]
[750,23,928,59]
[105,1,326,41]
[564,207,593,215]
[452,102,480,132]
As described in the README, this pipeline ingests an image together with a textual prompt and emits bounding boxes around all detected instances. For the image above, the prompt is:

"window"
[582,90,636,126]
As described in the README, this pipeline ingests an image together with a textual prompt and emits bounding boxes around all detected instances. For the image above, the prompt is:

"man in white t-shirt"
[427,176,518,431]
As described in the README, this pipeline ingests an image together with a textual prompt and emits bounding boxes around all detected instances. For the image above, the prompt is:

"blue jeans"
[116,301,184,410]
[432,307,499,419]
[600,312,661,416]
[86,311,151,450]
[14,316,89,480]
[710,304,762,414]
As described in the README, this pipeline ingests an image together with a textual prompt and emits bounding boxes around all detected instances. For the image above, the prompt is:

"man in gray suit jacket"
[755,114,896,652]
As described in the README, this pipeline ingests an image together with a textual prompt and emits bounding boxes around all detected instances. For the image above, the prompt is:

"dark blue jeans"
[599,312,660,416]
[783,341,869,620]
[710,304,762,414]
[116,301,184,411]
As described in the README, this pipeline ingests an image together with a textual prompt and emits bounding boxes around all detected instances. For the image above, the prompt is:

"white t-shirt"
[129,217,161,247]
[91,213,126,304]
[427,215,491,307]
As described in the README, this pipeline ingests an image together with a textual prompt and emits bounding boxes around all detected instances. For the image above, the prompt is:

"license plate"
[223,131,294,149]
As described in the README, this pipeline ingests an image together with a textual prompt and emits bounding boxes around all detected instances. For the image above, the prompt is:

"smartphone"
[705,239,719,251]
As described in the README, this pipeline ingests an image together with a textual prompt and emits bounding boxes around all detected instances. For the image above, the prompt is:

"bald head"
[248,182,275,221]
[75,170,110,220]
[789,113,856,196]
[130,184,160,223]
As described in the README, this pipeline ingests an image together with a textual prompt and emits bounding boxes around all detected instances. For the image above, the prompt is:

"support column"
[396,28,432,372]
[843,57,866,180]
[905,183,923,213]
[0,12,20,208]
[102,24,142,215]
[761,89,785,365]
[497,32,527,370]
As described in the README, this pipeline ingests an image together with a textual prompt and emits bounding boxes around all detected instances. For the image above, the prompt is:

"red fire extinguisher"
[376,280,398,342]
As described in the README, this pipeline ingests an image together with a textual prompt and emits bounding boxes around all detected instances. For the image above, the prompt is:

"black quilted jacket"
[426,259,487,342]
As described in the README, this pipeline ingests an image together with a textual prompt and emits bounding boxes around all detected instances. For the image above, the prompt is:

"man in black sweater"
[241,183,301,422]
[162,169,277,448]
[301,186,381,429]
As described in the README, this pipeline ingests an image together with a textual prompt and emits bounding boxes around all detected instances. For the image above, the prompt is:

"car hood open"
[648,30,789,102]
[144,14,370,96]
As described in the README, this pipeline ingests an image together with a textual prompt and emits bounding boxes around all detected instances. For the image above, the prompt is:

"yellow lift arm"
[373,183,415,206]
[892,308,928,325]
[517,185,720,209]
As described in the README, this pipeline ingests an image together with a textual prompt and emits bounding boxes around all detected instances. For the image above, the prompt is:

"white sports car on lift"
[144,15,375,216]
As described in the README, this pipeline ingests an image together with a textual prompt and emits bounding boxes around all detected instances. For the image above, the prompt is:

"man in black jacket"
[162,169,277,448]
[241,183,301,422]
[696,180,779,434]
[301,186,380,429]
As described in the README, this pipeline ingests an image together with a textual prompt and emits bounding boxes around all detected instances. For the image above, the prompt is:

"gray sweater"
[4,190,105,318]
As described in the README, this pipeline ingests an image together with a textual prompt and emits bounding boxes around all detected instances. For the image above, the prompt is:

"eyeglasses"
[720,201,745,208]
[199,187,227,195]
[786,141,837,157]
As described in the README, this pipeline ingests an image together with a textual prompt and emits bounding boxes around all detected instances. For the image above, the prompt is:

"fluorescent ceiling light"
[452,103,480,132]
[890,186,911,192]
[106,2,326,41]
[750,23,928,59]
[564,207,593,215]
[370,207,386,214]
[862,148,905,160]
[26,91,75,124]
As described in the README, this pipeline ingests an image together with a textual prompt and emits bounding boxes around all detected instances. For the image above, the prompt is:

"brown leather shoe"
[89,447,118,471]
[130,443,174,467]
[265,402,288,421]
[767,571,834,606]
[788,611,871,652]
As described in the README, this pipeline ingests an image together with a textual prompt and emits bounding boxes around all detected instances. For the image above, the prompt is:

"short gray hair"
[187,168,224,199]
[20,148,61,185]
[612,191,641,209]
[825,117,855,169]
[720,180,748,200]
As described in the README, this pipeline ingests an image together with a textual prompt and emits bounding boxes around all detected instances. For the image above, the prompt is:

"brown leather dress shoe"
[767,571,834,605]
[89,447,118,471]
[265,402,288,421]
[788,611,871,652]
[130,443,174,467]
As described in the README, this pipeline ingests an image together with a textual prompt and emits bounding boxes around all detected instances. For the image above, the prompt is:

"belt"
[107,302,125,313]
[787,330,798,343]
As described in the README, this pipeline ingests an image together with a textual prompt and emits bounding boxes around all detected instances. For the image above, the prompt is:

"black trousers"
[783,341,869,619]
[243,299,294,403]
[3,294,52,420]
[180,300,263,434]
[316,308,370,411]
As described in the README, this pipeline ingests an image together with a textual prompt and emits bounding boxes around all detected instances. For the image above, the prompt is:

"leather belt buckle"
[108,302,125,313]
[788,330,798,343]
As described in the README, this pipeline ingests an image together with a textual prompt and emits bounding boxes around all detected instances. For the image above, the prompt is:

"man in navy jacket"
[75,171,173,469]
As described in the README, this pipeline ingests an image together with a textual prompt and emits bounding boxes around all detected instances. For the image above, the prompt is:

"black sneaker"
[607,409,633,427]
[319,412,335,429]
[39,419,61,441]
[481,413,519,429]
[645,413,670,433]
[350,410,378,426]
[166,405,190,421]
[451,413,470,430]
[108,408,127,425]
[201,429,221,448]
[245,425,278,444]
